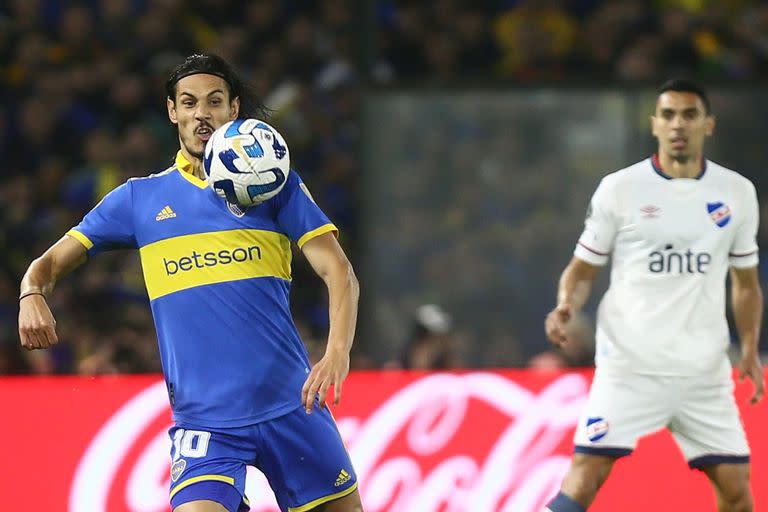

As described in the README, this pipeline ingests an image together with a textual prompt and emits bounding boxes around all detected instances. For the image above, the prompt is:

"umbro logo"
[640,205,660,218]
[156,205,177,221]
[334,469,352,487]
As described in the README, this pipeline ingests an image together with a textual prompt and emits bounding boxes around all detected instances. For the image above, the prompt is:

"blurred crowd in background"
[2,0,768,375]
[375,0,768,82]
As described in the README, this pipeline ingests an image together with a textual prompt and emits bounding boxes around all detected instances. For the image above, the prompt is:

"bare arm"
[545,256,601,347]
[299,232,360,412]
[730,265,764,404]
[18,235,87,350]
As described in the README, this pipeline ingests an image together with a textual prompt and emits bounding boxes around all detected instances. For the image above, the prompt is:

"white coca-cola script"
[69,372,588,512]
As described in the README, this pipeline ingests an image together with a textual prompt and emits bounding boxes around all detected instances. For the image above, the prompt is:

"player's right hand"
[545,302,573,347]
[738,351,765,405]
[18,294,59,350]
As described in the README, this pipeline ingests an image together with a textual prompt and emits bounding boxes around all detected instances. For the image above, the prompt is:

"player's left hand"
[301,346,350,414]
[738,352,764,405]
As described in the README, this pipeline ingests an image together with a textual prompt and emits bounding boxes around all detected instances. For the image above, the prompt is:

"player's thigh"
[670,364,750,468]
[573,370,672,454]
[256,406,359,512]
[311,488,363,512]
[174,500,230,512]
[168,424,255,512]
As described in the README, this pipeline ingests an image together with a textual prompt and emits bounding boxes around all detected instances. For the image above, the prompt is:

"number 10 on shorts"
[172,429,211,461]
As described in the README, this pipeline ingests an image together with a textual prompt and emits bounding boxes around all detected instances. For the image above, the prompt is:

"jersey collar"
[174,151,208,189]
[650,154,706,180]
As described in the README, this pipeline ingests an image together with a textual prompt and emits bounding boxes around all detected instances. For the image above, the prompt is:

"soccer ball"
[203,118,290,207]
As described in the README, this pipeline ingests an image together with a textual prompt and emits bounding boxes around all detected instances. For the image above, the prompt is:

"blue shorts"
[168,406,358,512]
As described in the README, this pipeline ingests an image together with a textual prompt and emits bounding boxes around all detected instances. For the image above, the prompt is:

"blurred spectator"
[615,34,663,80]
[657,7,700,75]
[493,0,577,79]
[386,304,464,370]
[374,1,766,82]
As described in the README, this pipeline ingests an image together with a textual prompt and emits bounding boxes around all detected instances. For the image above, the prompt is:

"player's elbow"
[732,280,762,304]
[24,254,52,282]
[320,256,359,302]
[344,261,360,303]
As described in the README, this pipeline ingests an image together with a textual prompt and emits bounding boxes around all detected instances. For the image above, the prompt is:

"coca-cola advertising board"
[1,369,765,511]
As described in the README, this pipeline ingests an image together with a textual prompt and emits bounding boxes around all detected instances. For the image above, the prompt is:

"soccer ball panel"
[203,119,290,207]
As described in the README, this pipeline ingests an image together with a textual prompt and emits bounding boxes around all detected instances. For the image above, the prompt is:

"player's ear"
[650,114,658,138]
[230,96,240,120]
[705,114,715,137]
[167,97,178,125]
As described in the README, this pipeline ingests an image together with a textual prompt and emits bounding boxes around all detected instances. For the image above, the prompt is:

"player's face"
[651,91,714,163]
[167,74,240,160]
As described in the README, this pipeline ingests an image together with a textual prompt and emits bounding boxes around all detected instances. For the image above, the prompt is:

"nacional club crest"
[586,416,609,442]
[707,202,731,227]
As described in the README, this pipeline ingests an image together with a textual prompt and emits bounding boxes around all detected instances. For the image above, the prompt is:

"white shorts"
[573,360,750,468]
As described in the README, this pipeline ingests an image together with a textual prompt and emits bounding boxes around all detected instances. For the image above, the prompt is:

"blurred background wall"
[2,0,767,375]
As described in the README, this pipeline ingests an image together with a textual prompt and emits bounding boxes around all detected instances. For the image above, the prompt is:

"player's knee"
[718,488,752,512]
[560,454,615,505]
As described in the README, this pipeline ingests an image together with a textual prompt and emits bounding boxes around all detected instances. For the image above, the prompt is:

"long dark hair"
[165,53,269,120]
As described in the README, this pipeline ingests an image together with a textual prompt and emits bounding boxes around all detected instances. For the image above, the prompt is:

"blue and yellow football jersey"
[68,152,337,427]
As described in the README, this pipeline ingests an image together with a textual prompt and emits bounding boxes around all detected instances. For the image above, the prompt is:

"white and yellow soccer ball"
[203,118,290,207]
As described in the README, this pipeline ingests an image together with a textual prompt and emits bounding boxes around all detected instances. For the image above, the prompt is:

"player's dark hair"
[165,53,269,120]
[657,78,711,114]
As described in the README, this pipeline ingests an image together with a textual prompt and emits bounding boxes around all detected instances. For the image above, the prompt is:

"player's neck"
[655,152,704,179]
[179,147,206,180]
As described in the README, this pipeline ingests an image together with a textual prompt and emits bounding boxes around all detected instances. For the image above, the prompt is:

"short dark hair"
[165,53,268,120]
[657,78,711,114]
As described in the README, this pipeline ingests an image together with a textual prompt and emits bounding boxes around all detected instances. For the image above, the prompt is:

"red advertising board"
[0,369,765,511]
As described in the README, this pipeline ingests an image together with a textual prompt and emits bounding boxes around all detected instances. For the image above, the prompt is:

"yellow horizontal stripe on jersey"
[140,228,292,300]
[66,229,94,249]
[297,223,338,249]
[289,482,358,512]
[169,474,235,500]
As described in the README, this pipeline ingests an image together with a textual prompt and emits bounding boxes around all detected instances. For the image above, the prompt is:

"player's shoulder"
[274,168,302,197]
[704,160,756,192]
[285,168,301,186]
[270,168,321,210]
[127,164,179,185]
[93,163,186,210]
[122,165,188,196]
[612,158,653,180]
[596,158,650,191]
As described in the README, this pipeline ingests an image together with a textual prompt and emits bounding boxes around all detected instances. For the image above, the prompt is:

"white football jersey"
[574,156,759,375]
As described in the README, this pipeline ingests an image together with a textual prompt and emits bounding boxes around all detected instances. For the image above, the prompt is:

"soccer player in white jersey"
[544,79,764,512]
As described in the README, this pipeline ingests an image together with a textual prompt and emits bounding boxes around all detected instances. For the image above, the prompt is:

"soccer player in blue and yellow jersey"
[18,54,364,512]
